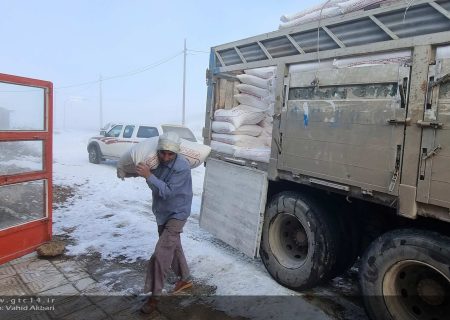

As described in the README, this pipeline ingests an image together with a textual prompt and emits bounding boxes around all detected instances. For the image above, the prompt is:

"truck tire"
[88,145,101,164]
[359,229,450,320]
[259,191,339,290]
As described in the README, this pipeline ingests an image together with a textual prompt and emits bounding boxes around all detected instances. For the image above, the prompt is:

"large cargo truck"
[199,1,450,319]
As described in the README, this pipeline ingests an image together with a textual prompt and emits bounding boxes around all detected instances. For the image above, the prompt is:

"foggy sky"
[0,1,317,132]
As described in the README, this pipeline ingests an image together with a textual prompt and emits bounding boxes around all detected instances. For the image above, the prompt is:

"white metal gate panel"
[199,158,268,258]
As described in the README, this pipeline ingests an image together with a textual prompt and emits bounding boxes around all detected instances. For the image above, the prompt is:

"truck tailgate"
[199,158,268,258]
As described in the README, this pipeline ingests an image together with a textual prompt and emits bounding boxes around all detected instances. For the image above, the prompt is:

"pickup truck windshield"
[106,125,123,137]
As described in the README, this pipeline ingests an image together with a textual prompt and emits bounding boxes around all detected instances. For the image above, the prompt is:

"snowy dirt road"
[52,130,368,320]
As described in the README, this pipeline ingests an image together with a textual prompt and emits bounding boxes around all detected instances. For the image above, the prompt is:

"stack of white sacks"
[210,67,276,163]
[279,0,399,29]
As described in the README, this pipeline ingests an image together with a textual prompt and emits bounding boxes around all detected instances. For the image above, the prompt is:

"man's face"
[158,150,176,164]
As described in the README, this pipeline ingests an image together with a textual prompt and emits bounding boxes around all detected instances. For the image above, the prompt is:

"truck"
[87,124,197,164]
[199,1,450,319]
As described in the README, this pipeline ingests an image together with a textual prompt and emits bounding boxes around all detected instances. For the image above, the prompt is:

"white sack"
[179,139,212,168]
[117,150,137,179]
[261,131,273,147]
[280,0,399,28]
[117,136,211,179]
[130,136,160,169]
[235,93,271,111]
[258,115,273,128]
[244,67,277,79]
[211,133,267,147]
[280,0,342,22]
[211,121,236,134]
[236,74,274,89]
[279,6,342,29]
[234,146,271,163]
[214,105,266,128]
[212,121,263,137]
[210,140,236,155]
[234,125,263,137]
[236,84,271,99]
[289,60,335,73]
[338,0,393,14]
[333,50,412,68]
[259,117,273,140]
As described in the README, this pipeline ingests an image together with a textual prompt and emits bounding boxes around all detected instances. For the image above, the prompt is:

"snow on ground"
[52,130,296,296]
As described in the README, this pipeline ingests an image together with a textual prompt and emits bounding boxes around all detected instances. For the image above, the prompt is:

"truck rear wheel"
[360,229,450,320]
[259,191,339,290]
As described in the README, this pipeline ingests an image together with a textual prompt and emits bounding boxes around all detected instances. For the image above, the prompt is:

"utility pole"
[182,39,187,126]
[99,74,103,129]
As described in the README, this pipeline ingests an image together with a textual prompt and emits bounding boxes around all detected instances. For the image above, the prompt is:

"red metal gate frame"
[0,73,53,264]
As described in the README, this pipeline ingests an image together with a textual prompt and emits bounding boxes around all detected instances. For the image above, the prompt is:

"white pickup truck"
[87,124,197,164]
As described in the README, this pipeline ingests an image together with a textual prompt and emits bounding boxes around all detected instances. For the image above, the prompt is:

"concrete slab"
[0,311,52,320]
[9,252,38,265]
[0,263,17,280]
[93,296,134,315]
[72,277,97,292]
[58,304,108,320]
[50,258,72,266]
[2,253,155,320]
[22,271,68,294]
[14,259,69,293]
[87,295,112,304]
[38,283,79,296]
[46,296,94,319]
[71,277,110,296]
[112,308,169,320]
[51,260,90,282]
[13,259,57,274]
[80,286,111,296]
[0,275,30,295]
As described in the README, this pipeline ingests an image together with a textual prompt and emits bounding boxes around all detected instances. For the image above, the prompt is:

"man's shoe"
[171,280,193,294]
[140,297,159,314]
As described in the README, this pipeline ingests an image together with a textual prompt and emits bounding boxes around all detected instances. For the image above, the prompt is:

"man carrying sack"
[136,132,194,314]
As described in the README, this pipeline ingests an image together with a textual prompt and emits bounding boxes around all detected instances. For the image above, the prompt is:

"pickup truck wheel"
[88,145,101,164]
[360,229,450,320]
[259,191,339,290]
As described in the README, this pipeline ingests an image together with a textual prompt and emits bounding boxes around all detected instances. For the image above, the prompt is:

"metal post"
[99,74,103,129]
[182,39,187,126]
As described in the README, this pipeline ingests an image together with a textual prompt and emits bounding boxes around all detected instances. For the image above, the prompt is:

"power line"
[56,51,183,90]
[0,48,207,94]
[0,51,184,93]
[100,51,183,82]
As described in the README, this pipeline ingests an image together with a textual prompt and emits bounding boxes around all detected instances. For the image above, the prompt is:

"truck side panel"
[417,57,450,211]
[278,64,410,196]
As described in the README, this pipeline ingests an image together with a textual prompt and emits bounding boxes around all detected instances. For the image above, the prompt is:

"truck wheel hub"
[268,213,309,269]
[382,260,450,320]
[417,278,445,306]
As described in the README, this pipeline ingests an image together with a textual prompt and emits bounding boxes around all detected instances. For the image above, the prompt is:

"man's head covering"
[157,132,181,153]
